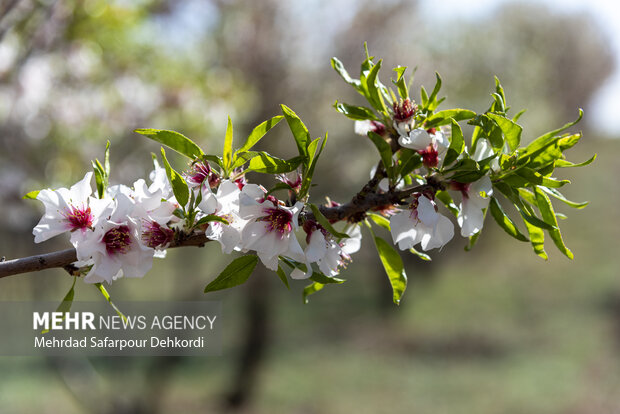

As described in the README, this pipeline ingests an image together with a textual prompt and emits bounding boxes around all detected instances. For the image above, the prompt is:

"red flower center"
[259,207,293,237]
[103,225,132,255]
[419,143,439,168]
[141,220,174,249]
[63,205,93,231]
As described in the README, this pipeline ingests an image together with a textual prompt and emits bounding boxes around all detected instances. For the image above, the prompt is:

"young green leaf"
[135,129,204,159]
[368,131,393,175]
[333,101,378,121]
[223,116,234,170]
[310,272,345,284]
[371,233,407,305]
[534,187,574,259]
[308,203,349,239]
[247,152,304,174]
[392,66,409,100]
[409,247,432,261]
[538,186,588,209]
[23,190,40,200]
[364,59,387,113]
[204,255,259,293]
[425,109,476,127]
[95,283,127,322]
[368,213,391,231]
[276,265,290,290]
[520,109,583,159]
[302,282,325,304]
[331,57,362,90]
[160,148,190,207]
[281,105,311,159]
[435,190,459,217]
[237,115,284,153]
[555,154,596,168]
[41,277,77,334]
[443,119,465,167]
[489,197,529,241]
[486,113,522,152]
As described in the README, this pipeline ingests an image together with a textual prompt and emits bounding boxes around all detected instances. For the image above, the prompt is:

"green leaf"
[299,134,328,198]
[135,129,204,159]
[539,186,588,209]
[486,113,522,152]
[247,152,304,174]
[514,168,570,188]
[435,190,459,217]
[555,153,596,168]
[523,218,548,260]
[494,183,556,231]
[41,277,77,334]
[223,116,233,170]
[310,272,345,284]
[23,190,40,200]
[95,283,127,322]
[443,119,465,167]
[331,57,362,90]
[194,214,229,228]
[392,66,409,99]
[204,255,259,293]
[302,282,325,304]
[409,247,431,261]
[425,109,476,127]
[333,101,377,121]
[368,213,391,231]
[534,187,574,259]
[276,265,290,290]
[160,148,190,207]
[92,160,105,199]
[420,86,429,108]
[237,115,284,153]
[520,109,583,159]
[364,59,387,113]
[308,203,349,239]
[231,151,259,170]
[425,72,442,111]
[489,197,529,241]
[266,182,295,196]
[372,235,407,305]
[397,149,422,178]
[368,131,393,176]
[281,105,311,159]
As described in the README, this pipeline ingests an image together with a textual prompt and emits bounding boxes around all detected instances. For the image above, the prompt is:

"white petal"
[306,231,328,262]
[398,128,430,151]
[417,195,439,227]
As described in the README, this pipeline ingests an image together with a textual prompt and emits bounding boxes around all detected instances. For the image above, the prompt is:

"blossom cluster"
[32,160,362,284]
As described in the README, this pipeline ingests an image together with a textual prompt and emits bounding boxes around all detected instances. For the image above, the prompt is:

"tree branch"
[0,175,442,279]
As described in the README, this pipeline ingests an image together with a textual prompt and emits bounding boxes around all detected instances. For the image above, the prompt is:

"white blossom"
[457,176,493,237]
[238,184,305,270]
[390,195,454,251]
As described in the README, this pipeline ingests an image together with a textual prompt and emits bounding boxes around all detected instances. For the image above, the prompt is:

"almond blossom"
[293,222,362,279]
[204,180,248,254]
[452,176,493,237]
[33,172,108,244]
[75,193,155,284]
[238,184,305,270]
[390,194,454,251]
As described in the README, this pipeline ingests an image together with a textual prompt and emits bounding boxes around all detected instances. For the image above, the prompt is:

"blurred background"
[0,0,619,413]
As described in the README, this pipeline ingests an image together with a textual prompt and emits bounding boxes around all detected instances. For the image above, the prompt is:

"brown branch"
[0,231,213,279]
